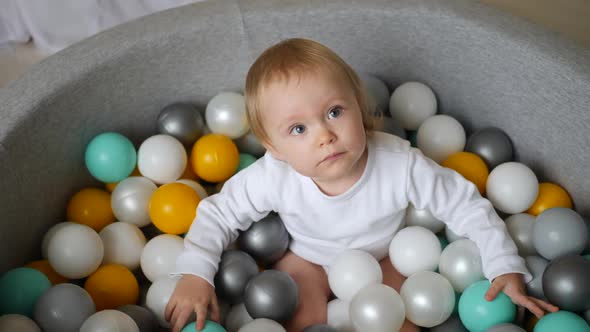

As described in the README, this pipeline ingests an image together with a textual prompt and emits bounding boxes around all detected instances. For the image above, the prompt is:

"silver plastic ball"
[533,208,587,260]
[238,213,289,265]
[524,255,548,300]
[243,270,299,322]
[157,103,205,147]
[430,315,468,332]
[404,204,444,233]
[465,127,513,170]
[214,250,259,304]
[235,131,266,157]
[359,73,390,114]
[302,324,338,332]
[542,255,590,312]
[505,213,537,257]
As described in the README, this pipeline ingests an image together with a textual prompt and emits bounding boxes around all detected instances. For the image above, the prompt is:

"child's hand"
[485,273,559,318]
[165,274,220,332]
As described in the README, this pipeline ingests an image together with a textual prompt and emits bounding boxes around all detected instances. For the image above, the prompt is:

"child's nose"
[317,127,336,146]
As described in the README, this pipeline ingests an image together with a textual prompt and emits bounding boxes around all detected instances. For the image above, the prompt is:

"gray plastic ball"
[430,314,468,332]
[157,103,205,147]
[542,255,590,312]
[215,250,259,304]
[584,217,590,254]
[0,314,41,331]
[533,208,588,260]
[584,307,590,325]
[238,213,289,265]
[360,73,390,114]
[485,323,526,331]
[378,116,407,139]
[524,255,549,300]
[505,213,537,256]
[465,127,513,170]
[33,283,96,332]
[234,131,266,157]
[243,270,299,322]
[404,204,444,233]
[118,304,158,332]
[302,323,338,332]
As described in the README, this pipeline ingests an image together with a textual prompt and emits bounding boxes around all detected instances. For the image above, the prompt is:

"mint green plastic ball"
[534,311,590,332]
[458,280,516,332]
[237,153,257,172]
[85,132,136,182]
[182,320,227,332]
[0,267,51,317]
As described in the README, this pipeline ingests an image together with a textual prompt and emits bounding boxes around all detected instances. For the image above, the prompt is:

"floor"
[0,0,589,89]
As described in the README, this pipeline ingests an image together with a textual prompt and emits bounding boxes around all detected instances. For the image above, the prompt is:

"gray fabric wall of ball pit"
[0,0,589,273]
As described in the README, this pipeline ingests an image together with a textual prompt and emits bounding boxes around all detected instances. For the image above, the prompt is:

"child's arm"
[405,147,557,317]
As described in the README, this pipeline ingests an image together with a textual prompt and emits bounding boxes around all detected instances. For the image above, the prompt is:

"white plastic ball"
[327,299,354,332]
[47,223,104,279]
[225,303,253,332]
[389,226,442,277]
[176,179,208,199]
[206,92,250,139]
[445,225,467,243]
[400,271,455,327]
[238,318,286,332]
[111,176,157,227]
[140,234,184,282]
[328,250,383,301]
[438,239,484,292]
[41,221,75,259]
[99,221,147,270]
[417,114,466,163]
[404,204,445,233]
[80,310,139,332]
[0,314,41,331]
[486,162,539,214]
[145,276,181,328]
[389,81,437,130]
[349,284,406,332]
[137,134,187,184]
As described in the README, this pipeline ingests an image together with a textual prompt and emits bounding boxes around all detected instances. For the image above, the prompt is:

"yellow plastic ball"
[26,260,68,285]
[149,182,201,235]
[84,264,139,311]
[66,188,115,232]
[526,182,573,216]
[441,152,489,194]
[191,134,239,183]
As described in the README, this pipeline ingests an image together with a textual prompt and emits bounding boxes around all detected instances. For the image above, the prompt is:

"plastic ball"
[176,179,208,199]
[238,318,286,332]
[47,223,104,279]
[349,284,406,332]
[377,116,407,139]
[33,283,95,332]
[215,250,259,304]
[243,270,298,322]
[0,314,41,331]
[526,182,573,216]
[225,303,253,332]
[79,309,139,332]
[525,256,549,300]
[84,264,139,311]
[0,267,51,317]
[430,315,468,332]
[389,81,437,130]
[140,234,184,282]
[360,73,390,114]
[234,131,266,157]
[138,134,187,184]
[465,127,513,170]
[327,299,354,332]
[534,311,590,332]
[99,221,146,270]
[400,271,455,327]
[486,162,539,214]
[238,213,289,265]
[542,255,590,312]
[327,250,383,301]
[118,304,158,332]
[404,204,444,233]
[41,222,75,259]
[505,213,537,256]
[237,153,257,172]
[182,320,227,332]
[533,207,587,260]
[192,134,240,182]
[486,323,526,331]
[302,324,338,332]
[458,280,516,332]
[145,276,181,328]
[438,239,484,292]
[157,103,205,147]
[389,226,442,277]
[149,182,200,235]
[67,188,115,232]
[445,225,467,243]
[417,114,466,163]
[206,92,250,139]
[111,176,157,227]
[105,167,141,192]
[441,151,489,194]
[25,260,68,285]
[85,132,137,183]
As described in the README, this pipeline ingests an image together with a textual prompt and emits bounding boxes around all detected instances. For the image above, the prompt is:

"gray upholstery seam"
[235,0,255,63]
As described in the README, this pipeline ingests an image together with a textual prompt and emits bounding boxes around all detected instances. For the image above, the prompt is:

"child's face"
[259,70,367,188]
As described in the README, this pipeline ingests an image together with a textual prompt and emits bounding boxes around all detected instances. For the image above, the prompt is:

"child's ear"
[262,141,285,161]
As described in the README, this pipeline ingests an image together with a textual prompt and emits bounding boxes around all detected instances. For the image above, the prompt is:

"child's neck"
[313,147,369,196]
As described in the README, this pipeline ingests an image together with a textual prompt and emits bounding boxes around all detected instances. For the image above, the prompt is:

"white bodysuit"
[175,131,530,286]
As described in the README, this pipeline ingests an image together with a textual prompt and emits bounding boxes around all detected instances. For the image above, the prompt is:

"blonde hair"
[245,38,379,144]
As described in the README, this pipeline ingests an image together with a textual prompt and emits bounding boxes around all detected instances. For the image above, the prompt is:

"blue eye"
[328,107,342,119]
[290,125,306,135]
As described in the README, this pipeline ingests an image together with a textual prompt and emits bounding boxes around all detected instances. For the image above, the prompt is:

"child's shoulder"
[370,131,412,155]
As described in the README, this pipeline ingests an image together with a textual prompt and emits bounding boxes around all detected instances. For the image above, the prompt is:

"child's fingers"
[484,280,503,301]
[530,297,559,312]
[172,306,195,332]
[165,298,176,322]
[209,295,221,323]
[195,304,209,331]
[518,295,545,318]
